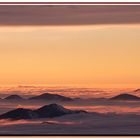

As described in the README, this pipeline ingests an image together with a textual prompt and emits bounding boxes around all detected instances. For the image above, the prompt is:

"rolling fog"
[0,87,139,135]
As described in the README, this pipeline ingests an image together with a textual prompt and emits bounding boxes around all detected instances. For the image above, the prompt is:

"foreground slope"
[0,104,86,120]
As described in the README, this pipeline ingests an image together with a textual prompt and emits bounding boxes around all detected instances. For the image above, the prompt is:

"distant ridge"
[0,103,87,120]
[4,95,24,100]
[29,93,73,101]
[110,93,140,101]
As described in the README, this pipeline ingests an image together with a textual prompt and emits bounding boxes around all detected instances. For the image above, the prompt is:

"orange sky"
[0,24,140,88]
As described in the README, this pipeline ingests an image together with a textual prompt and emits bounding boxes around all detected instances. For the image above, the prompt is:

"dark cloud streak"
[0,5,140,26]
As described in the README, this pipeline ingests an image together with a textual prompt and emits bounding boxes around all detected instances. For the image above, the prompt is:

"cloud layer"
[0,5,140,25]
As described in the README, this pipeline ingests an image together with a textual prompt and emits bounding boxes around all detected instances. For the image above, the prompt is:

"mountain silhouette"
[110,93,140,101]
[0,108,38,120]
[35,103,86,118]
[4,95,24,100]
[29,93,73,101]
[0,103,86,120]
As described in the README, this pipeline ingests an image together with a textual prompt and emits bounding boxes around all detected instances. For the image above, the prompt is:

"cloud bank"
[0,5,140,25]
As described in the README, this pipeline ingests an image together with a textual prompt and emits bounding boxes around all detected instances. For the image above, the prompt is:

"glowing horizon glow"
[0,24,140,88]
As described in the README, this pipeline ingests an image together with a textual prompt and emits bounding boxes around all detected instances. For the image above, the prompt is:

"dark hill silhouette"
[0,108,38,120]
[110,93,140,101]
[29,93,73,101]
[0,103,87,120]
[35,103,86,118]
[4,95,24,100]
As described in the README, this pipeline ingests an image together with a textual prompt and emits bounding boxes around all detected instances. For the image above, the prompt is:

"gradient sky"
[0,6,140,88]
[0,25,140,87]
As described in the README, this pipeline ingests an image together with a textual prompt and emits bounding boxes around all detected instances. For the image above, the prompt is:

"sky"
[0,6,140,88]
